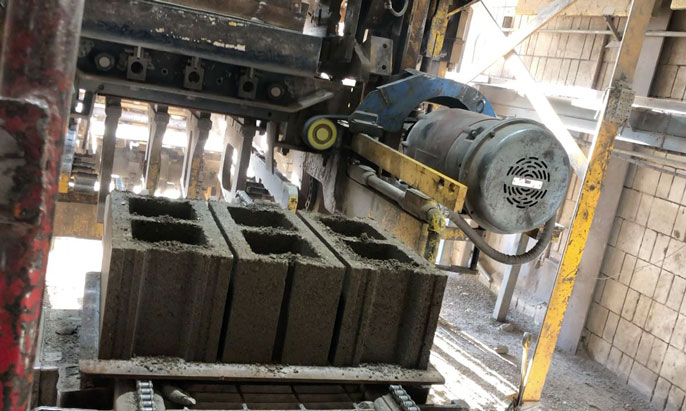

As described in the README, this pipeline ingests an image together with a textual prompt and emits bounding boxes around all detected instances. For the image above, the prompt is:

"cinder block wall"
[584,148,686,410]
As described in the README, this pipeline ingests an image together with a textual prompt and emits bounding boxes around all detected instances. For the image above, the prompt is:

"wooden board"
[673,0,686,10]
[516,0,631,16]
[80,358,445,385]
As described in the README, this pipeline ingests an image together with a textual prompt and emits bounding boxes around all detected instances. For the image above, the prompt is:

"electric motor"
[405,108,571,234]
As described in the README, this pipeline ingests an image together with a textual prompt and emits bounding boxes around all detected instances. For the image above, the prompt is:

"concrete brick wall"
[584,148,686,410]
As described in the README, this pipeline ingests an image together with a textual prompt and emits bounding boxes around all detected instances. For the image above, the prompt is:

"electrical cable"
[447,210,556,265]
[385,0,409,17]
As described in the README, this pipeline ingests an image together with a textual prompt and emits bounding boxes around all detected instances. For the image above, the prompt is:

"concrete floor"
[431,273,659,411]
[42,237,658,410]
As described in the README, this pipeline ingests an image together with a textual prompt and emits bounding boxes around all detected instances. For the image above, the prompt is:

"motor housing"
[405,108,571,234]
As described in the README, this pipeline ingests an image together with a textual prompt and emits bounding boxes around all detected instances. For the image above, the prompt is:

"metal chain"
[389,385,420,411]
[136,380,156,411]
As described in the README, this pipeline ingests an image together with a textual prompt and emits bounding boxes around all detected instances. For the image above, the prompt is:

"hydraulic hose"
[447,210,556,265]
[385,0,409,17]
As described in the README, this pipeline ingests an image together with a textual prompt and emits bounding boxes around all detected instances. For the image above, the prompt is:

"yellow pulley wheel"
[304,118,338,151]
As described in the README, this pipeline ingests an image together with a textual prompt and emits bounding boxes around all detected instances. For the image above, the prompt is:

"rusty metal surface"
[81,0,322,77]
[0,0,84,409]
[398,0,431,70]
[156,0,308,32]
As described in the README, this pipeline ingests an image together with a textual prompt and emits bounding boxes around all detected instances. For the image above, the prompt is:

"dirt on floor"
[430,273,658,411]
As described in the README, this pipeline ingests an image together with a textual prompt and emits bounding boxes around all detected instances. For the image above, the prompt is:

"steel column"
[521,0,657,402]
[0,0,85,409]
[492,234,529,322]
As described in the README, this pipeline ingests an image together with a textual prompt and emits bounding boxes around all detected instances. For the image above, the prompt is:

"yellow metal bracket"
[351,134,467,212]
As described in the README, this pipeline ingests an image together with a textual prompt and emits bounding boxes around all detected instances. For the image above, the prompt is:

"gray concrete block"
[210,203,345,365]
[100,191,233,362]
[299,213,447,369]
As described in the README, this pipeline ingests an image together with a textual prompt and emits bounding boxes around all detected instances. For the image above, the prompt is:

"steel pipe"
[0,0,84,409]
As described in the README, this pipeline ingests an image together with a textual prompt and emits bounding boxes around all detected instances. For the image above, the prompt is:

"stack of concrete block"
[100,192,446,370]
[299,213,447,369]
[210,203,345,365]
[99,191,233,361]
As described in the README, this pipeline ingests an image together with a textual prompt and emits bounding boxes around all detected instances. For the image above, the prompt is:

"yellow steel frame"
[351,133,468,212]
[522,0,656,402]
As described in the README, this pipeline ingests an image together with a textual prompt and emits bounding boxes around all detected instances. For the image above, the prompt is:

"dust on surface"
[429,273,658,411]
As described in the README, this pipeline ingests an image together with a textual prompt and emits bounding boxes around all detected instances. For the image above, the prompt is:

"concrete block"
[209,203,345,365]
[619,254,636,286]
[614,318,642,356]
[586,303,609,335]
[655,270,675,305]
[638,229,657,262]
[671,315,686,350]
[664,238,686,275]
[622,289,639,321]
[651,234,671,266]
[625,163,638,188]
[648,338,668,373]
[673,206,686,240]
[602,312,619,342]
[661,346,686,391]
[586,333,611,364]
[617,189,640,220]
[666,385,686,411]
[667,276,686,311]
[601,279,628,314]
[652,377,671,410]
[616,221,645,256]
[99,191,233,362]
[646,302,679,343]
[634,294,653,328]
[636,194,654,226]
[299,213,447,369]
[606,347,623,373]
[617,353,634,384]
[633,167,661,195]
[669,177,686,204]
[628,362,658,400]
[608,217,622,247]
[635,332,654,365]
[630,261,661,297]
[657,173,675,199]
[600,246,625,277]
[593,277,606,304]
[647,198,679,236]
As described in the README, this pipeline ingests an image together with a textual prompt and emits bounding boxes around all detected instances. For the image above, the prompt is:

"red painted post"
[0,0,84,409]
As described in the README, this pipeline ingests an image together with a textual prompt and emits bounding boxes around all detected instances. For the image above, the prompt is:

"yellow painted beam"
[351,134,467,212]
[425,0,451,59]
[521,0,656,403]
